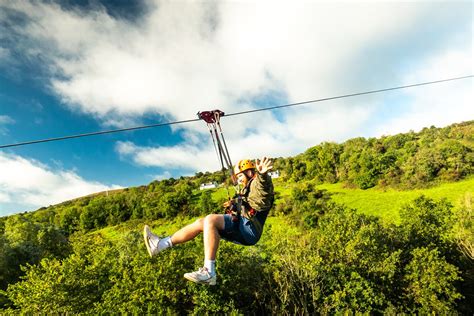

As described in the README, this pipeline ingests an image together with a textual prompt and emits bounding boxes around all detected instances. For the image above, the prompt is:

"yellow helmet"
[233,159,255,174]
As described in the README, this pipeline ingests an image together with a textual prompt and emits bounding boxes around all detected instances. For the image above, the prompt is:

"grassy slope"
[94,177,474,240]
[201,177,474,224]
[316,177,474,224]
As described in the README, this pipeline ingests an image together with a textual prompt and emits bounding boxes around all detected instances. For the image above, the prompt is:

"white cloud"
[1,1,434,120]
[0,152,121,212]
[0,115,14,125]
[115,99,377,174]
[116,140,219,172]
[0,191,10,203]
[0,47,9,61]
[374,49,474,136]
[2,1,472,174]
[0,115,15,135]
[153,171,172,181]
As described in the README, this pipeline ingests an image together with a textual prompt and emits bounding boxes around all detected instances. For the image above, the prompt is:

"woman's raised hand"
[255,157,273,174]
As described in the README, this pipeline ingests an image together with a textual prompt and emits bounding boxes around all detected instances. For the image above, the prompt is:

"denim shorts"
[219,211,268,245]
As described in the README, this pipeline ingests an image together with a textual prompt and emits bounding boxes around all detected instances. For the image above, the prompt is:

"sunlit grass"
[96,177,474,240]
[316,177,474,224]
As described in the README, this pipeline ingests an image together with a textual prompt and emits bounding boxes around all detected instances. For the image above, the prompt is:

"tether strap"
[207,123,223,170]
[198,110,237,200]
[215,116,233,173]
[197,110,234,172]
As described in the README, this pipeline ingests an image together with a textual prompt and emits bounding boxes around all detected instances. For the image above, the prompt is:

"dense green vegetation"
[275,120,473,189]
[1,121,473,313]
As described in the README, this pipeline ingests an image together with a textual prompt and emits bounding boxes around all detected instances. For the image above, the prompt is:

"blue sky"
[0,0,472,216]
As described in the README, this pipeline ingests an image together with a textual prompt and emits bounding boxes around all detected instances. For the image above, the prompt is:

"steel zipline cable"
[1,75,472,149]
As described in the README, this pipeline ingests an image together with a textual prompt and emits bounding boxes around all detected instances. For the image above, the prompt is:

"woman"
[143,157,274,285]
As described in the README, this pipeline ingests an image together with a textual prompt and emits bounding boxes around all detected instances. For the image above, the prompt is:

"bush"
[403,247,462,313]
[2,197,469,314]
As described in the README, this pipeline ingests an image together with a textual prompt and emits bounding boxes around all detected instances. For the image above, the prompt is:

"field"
[254,177,474,224]
[316,177,474,223]
[188,177,474,225]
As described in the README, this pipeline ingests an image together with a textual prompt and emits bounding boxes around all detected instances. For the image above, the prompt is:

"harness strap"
[198,110,236,186]
[241,201,263,237]
[198,109,238,200]
[215,116,234,180]
[237,176,264,237]
[206,123,223,170]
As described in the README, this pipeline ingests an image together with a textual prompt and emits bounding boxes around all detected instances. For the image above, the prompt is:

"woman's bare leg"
[170,218,204,245]
[203,214,225,261]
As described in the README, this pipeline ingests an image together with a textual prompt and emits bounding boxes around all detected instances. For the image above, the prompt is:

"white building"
[199,182,218,190]
[269,170,280,178]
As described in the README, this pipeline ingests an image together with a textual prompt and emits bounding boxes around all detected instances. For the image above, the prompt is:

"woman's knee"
[193,218,205,230]
[204,214,224,230]
[204,214,216,225]
[195,218,204,225]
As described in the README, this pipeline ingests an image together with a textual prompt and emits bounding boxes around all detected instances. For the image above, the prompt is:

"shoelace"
[148,235,160,248]
[197,267,210,275]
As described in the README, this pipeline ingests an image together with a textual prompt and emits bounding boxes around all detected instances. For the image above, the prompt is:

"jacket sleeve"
[247,172,274,212]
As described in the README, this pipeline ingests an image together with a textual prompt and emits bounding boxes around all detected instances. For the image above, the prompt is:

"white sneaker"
[184,267,217,286]
[143,225,160,257]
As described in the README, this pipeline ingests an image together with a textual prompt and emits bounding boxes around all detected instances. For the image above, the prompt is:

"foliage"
[198,190,219,215]
[281,121,473,190]
[286,182,333,228]
[399,196,454,253]
[3,197,469,314]
[0,215,71,308]
[1,121,473,313]
[452,194,474,313]
[453,194,474,261]
[263,198,466,314]
[403,247,462,314]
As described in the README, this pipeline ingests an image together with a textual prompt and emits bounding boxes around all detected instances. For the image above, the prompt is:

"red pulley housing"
[197,110,225,123]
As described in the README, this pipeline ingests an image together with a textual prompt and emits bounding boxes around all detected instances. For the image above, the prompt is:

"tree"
[79,197,108,231]
[6,236,115,314]
[453,194,474,260]
[198,191,218,214]
[399,196,453,253]
[290,183,332,228]
[403,247,462,314]
[106,194,131,225]
[58,206,80,234]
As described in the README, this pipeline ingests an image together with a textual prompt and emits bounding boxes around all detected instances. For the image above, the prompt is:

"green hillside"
[316,177,474,223]
[204,176,474,224]
[1,121,473,314]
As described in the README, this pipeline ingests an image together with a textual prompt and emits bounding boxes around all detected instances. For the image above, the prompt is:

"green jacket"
[240,172,274,212]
